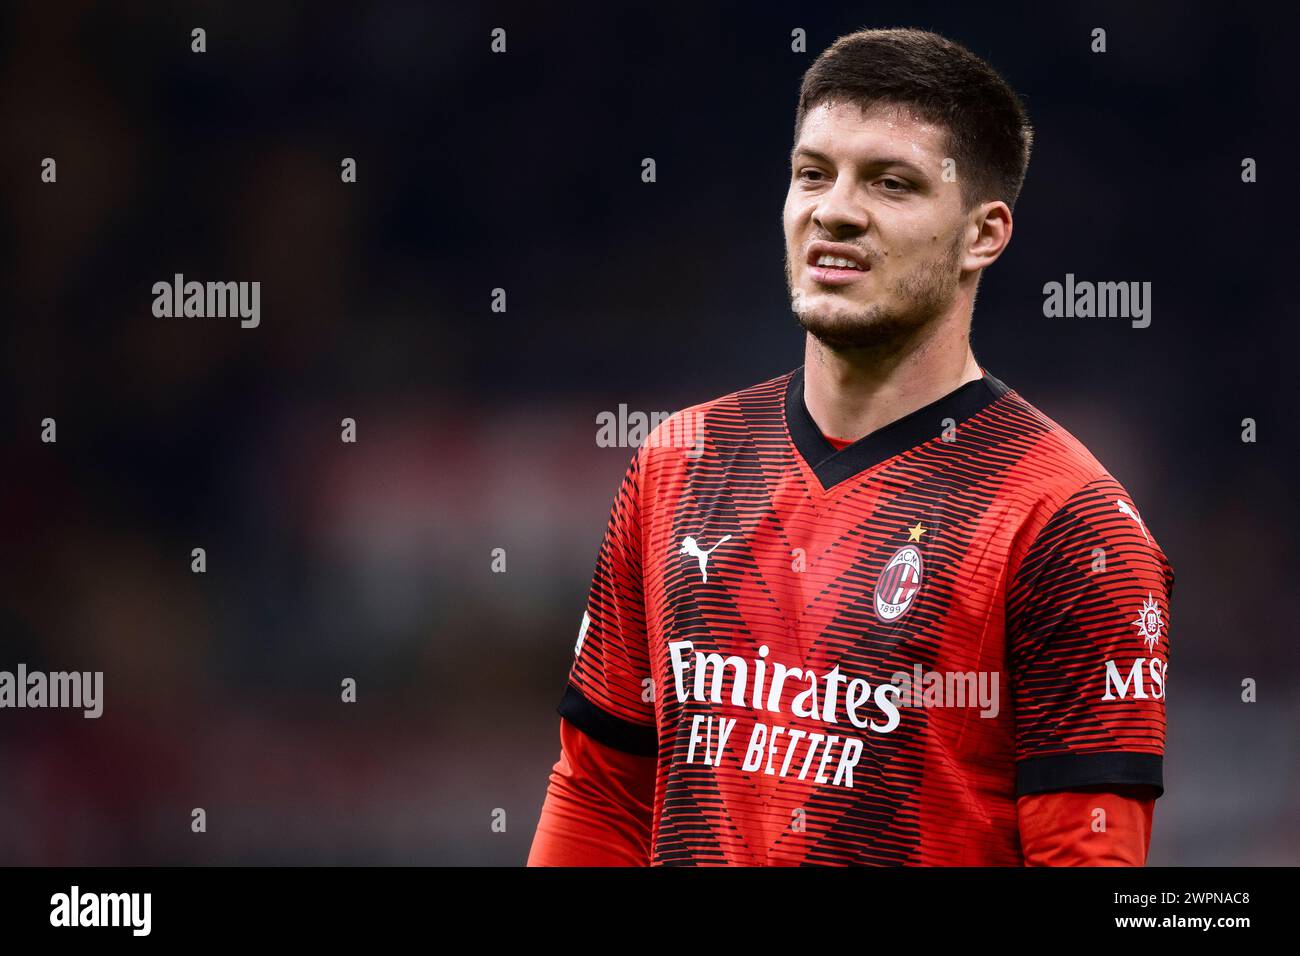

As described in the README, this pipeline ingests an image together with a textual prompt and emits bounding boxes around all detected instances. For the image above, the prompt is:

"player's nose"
[811,178,869,238]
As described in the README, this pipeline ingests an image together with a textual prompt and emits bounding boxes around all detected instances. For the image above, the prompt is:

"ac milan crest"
[874,545,924,621]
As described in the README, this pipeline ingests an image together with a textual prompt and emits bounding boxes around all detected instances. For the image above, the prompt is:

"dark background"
[0,1,1295,864]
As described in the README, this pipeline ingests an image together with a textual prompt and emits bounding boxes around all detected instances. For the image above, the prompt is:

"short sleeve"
[1008,475,1174,797]
[557,448,658,757]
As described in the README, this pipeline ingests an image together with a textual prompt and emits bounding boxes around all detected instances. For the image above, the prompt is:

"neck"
[802,308,983,443]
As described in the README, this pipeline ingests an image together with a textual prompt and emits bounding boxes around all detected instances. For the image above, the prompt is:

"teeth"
[816,254,861,270]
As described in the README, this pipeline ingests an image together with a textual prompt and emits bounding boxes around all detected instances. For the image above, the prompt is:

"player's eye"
[797,168,828,183]
[878,177,911,192]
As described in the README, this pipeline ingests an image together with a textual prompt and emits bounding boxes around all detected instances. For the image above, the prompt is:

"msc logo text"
[1101,657,1167,701]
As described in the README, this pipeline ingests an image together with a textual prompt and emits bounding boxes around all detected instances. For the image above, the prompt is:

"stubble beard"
[788,233,964,353]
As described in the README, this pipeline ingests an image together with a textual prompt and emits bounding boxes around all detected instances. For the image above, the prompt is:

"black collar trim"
[785,366,1011,491]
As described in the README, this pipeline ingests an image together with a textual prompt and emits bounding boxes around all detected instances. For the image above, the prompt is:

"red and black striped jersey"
[556,366,1174,865]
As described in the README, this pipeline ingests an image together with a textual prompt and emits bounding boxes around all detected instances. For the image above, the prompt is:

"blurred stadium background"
[0,1,1295,864]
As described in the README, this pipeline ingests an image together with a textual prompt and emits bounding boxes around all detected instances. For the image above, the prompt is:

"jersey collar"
[784,365,1011,491]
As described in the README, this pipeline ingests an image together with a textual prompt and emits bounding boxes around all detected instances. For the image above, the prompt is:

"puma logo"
[679,535,732,583]
[1116,498,1150,544]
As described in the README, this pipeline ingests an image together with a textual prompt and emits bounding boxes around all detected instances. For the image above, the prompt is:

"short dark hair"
[794,28,1033,211]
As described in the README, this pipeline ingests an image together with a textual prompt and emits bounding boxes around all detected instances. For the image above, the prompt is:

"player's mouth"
[805,242,870,285]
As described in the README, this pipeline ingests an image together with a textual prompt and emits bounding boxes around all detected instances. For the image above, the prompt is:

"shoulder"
[983,378,1113,499]
[637,368,796,470]
[670,367,795,424]
[986,379,1172,579]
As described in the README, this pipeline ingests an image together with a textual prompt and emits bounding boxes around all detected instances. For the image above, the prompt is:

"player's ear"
[962,200,1012,272]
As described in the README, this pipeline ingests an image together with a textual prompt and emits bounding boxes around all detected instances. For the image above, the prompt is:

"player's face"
[783,100,970,350]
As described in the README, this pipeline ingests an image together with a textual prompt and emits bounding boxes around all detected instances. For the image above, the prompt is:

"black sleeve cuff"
[1016,751,1164,798]
[557,684,658,757]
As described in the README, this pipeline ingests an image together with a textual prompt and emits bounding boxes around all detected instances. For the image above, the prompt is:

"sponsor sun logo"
[1133,593,1164,653]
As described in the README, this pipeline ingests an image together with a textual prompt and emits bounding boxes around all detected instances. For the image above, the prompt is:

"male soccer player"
[528,28,1173,866]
